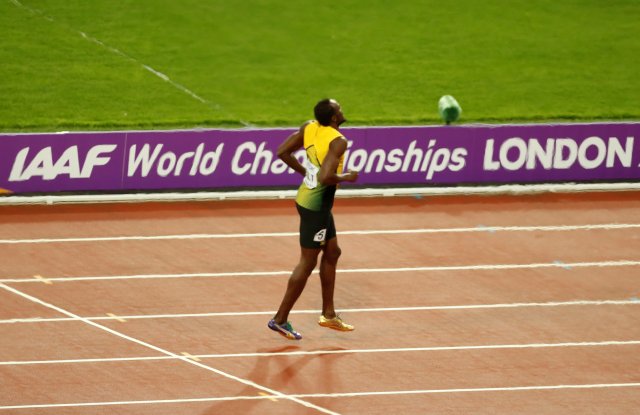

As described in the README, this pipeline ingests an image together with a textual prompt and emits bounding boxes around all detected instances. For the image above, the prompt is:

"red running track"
[1,192,639,414]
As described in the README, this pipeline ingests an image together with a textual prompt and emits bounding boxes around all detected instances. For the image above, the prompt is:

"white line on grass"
[0,283,340,415]
[1,223,638,244]
[1,340,639,366]
[7,0,252,126]
[1,299,638,325]
[1,382,639,410]
[1,259,639,284]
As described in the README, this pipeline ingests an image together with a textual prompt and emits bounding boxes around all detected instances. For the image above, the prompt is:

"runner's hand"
[343,170,359,182]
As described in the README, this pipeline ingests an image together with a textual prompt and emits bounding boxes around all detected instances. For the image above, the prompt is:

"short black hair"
[314,98,336,126]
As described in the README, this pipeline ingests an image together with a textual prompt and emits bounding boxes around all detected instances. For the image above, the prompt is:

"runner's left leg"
[319,236,341,319]
[273,246,320,325]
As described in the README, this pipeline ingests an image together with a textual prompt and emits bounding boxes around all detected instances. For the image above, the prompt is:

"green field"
[1,0,639,131]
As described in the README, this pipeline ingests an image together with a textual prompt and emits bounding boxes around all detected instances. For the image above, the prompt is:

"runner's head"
[314,98,346,127]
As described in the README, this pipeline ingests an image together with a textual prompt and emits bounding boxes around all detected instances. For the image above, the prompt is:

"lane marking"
[476,224,497,233]
[0,283,340,415]
[0,355,173,366]
[2,259,639,284]
[1,299,638,325]
[1,340,639,366]
[258,392,279,402]
[3,183,640,206]
[553,260,573,270]
[1,382,638,410]
[0,395,266,411]
[181,352,201,362]
[33,275,52,285]
[106,313,127,323]
[293,382,640,398]
[1,270,290,283]
[1,223,639,244]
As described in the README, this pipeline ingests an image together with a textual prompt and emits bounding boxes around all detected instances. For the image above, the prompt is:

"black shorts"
[296,203,337,249]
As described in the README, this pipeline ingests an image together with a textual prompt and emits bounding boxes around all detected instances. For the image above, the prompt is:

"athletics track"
[1,192,639,414]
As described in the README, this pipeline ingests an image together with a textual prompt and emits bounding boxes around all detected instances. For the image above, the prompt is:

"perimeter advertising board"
[1,123,638,194]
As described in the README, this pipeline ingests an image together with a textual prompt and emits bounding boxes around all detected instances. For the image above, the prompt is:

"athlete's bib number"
[303,158,319,189]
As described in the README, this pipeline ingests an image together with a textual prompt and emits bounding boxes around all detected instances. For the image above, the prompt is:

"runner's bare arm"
[318,138,359,185]
[276,121,312,176]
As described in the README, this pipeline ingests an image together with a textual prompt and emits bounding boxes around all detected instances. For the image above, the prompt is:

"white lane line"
[1,382,639,410]
[0,283,340,415]
[0,355,173,366]
[33,275,52,284]
[294,382,640,398]
[1,223,639,244]
[2,340,639,367]
[0,395,266,411]
[1,299,638,325]
[0,270,290,283]
[2,259,639,284]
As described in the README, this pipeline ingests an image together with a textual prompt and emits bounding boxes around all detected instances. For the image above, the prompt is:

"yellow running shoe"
[318,315,354,331]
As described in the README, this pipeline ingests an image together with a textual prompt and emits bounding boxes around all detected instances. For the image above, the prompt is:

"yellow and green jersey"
[295,121,345,212]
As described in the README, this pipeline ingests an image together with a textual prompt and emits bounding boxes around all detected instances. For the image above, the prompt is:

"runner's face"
[332,102,346,126]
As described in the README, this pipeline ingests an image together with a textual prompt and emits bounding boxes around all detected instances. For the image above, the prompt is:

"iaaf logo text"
[9,145,117,182]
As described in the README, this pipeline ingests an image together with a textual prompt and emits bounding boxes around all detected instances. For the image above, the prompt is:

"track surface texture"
[1,192,639,414]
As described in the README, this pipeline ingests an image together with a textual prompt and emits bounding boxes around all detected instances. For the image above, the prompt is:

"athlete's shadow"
[202,345,347,415]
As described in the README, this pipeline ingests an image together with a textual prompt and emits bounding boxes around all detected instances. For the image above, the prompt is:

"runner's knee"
[323,245,341,264]
[298,254,319,274]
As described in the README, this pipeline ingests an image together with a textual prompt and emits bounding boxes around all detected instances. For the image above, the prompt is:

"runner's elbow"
[318,173,332,186]
[276,148,292,161]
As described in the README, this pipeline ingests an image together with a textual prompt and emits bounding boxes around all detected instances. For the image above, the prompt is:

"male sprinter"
[268,99,358,340]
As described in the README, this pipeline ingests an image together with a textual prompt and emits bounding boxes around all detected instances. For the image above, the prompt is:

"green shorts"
[296,203,336,249]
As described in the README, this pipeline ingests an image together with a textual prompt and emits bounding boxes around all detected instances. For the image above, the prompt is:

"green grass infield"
[1,0,639,132]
